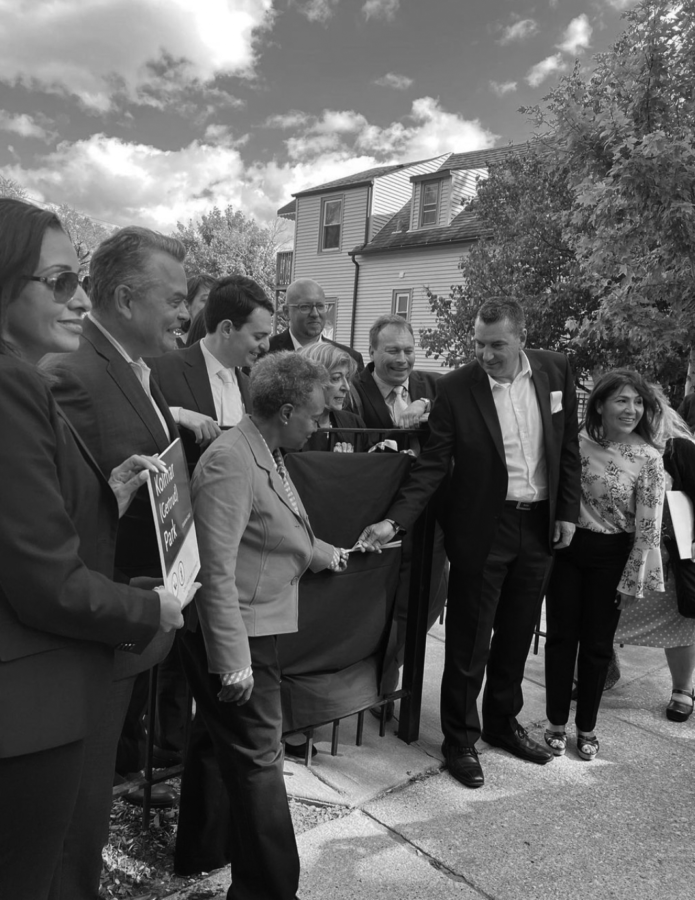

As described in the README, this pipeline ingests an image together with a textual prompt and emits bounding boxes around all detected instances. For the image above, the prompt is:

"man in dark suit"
[361,298,581,789]
[43,226,190,898]
[269,277,364,371]
[351,314,439,439]
[151,274,272,474]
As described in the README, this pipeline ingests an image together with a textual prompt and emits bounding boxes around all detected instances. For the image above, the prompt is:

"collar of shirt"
[87,312,142,366]
[486,351,532,393]
[200,337,237,385]
[372,370,410,402]
[289,330,323,351]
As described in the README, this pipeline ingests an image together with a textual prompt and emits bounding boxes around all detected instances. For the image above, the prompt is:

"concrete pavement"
[167,619,695,900]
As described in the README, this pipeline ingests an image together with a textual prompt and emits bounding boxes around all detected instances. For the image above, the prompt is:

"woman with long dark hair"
[544,369,664,760]
[0,198,184,899]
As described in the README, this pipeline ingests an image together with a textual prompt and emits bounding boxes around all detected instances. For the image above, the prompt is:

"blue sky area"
[0,0,636,231]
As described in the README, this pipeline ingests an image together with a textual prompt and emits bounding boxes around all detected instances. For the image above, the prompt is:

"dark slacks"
[49,674,135,900]
[545,527,631,732]
[0,740,85,900]
[180,627,299,900]
[442,503,552,747]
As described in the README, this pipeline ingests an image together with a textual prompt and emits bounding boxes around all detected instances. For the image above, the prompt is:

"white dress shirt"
[373,372,411,425]
[87,314,171,440]
[289,330,324,351]
[488,352,548,502]
[199,338,244,427]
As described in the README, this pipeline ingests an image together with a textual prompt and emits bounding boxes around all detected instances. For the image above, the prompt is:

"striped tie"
[272,449,301,516]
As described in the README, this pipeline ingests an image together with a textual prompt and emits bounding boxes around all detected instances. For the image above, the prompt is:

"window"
[419,181,440,227]
[392,290,411,321]
[320,197,343,251]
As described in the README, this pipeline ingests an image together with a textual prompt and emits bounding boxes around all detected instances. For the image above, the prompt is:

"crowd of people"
[1,196,694,900]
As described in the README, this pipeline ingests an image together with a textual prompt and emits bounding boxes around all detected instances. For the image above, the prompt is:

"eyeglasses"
[27,272,80,304]
[288,303,327,314]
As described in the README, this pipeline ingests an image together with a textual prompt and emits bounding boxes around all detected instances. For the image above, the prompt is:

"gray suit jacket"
[191,416,336,674]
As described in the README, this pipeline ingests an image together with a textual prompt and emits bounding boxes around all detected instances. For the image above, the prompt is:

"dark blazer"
[269,328,365,371]
[44,317,177,580]
[0,356,160,758]
[387,350,581,570]
[351,363,440,432]
[149,341,252,472]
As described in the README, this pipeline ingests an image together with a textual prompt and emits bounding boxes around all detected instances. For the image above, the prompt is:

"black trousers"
[545,527,631,732]
[0,740,85,900]
[441,503,552,747]
[179,627,299,900]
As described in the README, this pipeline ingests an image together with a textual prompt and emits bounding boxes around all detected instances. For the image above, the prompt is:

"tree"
[420,147,600,383]
[52,204,115,275]
[527,0,695,394]
[0,176,28,200]
[175,206,289,297]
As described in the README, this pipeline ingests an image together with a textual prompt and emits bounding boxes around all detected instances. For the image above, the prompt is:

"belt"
[504,500,548,510]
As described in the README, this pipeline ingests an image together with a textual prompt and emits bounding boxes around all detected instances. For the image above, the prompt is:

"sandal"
[544,729,567,757]
[666,689,694,723]
[576,733,599,761]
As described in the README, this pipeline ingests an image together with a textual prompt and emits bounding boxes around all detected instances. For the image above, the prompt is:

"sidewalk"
[168,620,695,900]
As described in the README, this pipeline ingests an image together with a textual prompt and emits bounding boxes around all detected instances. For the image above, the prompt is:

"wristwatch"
[384,518,402,536]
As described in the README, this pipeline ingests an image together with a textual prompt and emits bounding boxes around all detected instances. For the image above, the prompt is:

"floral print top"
[578,431,664,597]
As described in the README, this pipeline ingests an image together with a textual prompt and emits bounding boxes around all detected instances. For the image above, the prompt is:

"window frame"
[419,180,440,228]
[319,196,344,252]
[391,289,412,321]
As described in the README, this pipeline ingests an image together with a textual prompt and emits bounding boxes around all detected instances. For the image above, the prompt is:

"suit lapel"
[359,367,394,430]
[470,366,506,466]
[239,418,306,520]
[55,402,115,503]
[236,369,252,414]
[183,343,217,418]
[529,353,554,475]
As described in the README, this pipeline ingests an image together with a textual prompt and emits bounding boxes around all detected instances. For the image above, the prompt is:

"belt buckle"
[516,501,533,510]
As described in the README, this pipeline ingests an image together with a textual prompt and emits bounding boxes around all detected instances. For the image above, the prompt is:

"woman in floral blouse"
[544,370,664,760]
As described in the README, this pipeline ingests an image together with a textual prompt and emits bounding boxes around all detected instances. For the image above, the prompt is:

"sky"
[0,0,637,234]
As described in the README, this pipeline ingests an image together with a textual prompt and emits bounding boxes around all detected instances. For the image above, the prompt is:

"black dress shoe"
[152,745,183,767]
[481,725,553,765]
[284,740,318,759]
[441,741,484,788]
[122,783,179,807]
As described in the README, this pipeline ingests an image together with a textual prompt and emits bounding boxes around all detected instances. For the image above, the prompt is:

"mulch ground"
[101,779,347,899]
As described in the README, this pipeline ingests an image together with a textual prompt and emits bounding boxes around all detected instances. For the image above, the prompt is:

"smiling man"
[360,298,581,790]
[269,277,364,371]
[42,227,189,898]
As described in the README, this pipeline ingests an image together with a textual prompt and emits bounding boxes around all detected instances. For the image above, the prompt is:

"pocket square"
[550,391,563,414]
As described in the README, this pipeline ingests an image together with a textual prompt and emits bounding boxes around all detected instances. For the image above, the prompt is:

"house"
[276,143,529,371]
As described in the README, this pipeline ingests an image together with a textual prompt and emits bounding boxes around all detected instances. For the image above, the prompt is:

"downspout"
[349,183,372,348]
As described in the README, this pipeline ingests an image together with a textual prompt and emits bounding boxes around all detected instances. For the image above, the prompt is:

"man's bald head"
[285,278,327,345]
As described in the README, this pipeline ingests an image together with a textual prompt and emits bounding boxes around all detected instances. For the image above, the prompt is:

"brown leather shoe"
[482,724,553,764]
[441,741,484,788]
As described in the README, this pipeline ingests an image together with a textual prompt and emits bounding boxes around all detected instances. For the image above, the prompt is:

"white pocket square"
[550,391,563,414]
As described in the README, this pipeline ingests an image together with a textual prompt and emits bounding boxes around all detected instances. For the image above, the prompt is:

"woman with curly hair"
[544,369,664,761]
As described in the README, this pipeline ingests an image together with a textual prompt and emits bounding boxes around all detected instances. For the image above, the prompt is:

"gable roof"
[354,201,489,255]
[292,163,417,198]
[442,142,532,172]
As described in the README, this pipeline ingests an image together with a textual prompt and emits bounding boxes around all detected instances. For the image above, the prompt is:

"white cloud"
[0,0,274,112]
[489,81,517,96]
[0,110,52,141]
[557,14,592,55]
[526,53,567,87]
[4,98,497,231]
[375,72,413,89]
[499,19,539,45]
[265,111,312,129]
[603,0,635,9]
[362,0,400,22]
[295,0,340,23]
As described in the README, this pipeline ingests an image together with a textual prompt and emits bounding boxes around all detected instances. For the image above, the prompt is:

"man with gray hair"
[44,226,190,898]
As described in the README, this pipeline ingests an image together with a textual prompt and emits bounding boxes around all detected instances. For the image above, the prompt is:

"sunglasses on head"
[27,271,81,303]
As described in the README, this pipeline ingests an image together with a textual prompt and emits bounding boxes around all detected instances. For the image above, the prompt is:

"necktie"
[217,368,243,427]
[272,449,301,516]
[390,385,409,425]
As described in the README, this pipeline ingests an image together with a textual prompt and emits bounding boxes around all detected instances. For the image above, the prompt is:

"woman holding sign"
[616,394,695,722]
[186,350,348,900]
[0,198,186,900]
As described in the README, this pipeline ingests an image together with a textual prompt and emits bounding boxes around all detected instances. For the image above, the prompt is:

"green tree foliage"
[529,0,695,391]
[0,176,28,200]
[175,206,288,297]
[53,204,115,274]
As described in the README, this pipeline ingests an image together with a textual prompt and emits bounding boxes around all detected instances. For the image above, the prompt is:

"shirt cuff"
[220,666,253,686]
[169,406,181,423]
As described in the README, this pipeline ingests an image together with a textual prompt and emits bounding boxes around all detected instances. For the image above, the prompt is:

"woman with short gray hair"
[183,350,348,900]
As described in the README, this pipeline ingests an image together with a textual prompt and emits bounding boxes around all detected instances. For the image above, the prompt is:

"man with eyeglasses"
[268,277,364,371]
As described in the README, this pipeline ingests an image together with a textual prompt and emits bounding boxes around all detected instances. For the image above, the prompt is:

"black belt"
[504,499,548,510]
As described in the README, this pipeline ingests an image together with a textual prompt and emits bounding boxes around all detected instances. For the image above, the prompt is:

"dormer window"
[420,181,440,227]
[320,197,343,251]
